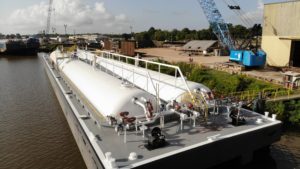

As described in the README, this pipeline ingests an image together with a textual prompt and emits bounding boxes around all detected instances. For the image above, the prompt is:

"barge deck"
[41,52,281,169]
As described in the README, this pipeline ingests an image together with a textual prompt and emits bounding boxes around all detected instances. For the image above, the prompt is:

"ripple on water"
[0,56,86,169]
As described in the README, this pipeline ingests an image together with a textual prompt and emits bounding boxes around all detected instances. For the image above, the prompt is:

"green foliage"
[285,100,300,124]
[135,27,217,47]
[228,24,251,39]
[135,25,255,47]
[0,33,5,39]
[266,100,300,125]
[177,62,195,76]
[266,102,286,120]
[175,62,278,94]
[135,32,154,48]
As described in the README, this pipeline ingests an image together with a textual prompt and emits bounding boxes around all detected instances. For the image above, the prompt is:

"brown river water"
[0,55,299,169]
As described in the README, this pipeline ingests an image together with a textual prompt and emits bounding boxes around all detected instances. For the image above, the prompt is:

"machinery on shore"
[198,0,266,67]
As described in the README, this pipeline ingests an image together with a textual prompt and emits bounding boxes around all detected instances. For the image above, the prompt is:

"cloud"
[1,0,130,34]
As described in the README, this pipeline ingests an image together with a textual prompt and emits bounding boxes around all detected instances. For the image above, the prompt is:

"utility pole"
[64,24,67,35]
[130,26,134,40]
[130,26,133,34]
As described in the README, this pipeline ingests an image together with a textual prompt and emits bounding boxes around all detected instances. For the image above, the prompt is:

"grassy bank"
[156,61,280,94]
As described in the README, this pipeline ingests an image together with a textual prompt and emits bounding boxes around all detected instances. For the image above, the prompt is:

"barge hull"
[42,53,103,169]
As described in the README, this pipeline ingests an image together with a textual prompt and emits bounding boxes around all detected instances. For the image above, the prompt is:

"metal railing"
[94,56,159,97]
[220,88,300,102]
[98,51,197,102]
[76,49,210,110]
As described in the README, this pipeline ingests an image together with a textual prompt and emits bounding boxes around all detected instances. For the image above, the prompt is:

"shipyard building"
[262,1,300,67]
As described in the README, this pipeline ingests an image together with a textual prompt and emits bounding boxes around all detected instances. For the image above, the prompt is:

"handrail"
[94,53,158,98]
[99,51,195,102]
[95,56,189,92]
[221,88,296,102]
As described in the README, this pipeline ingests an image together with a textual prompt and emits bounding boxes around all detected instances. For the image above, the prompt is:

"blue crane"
[197,0,266,67]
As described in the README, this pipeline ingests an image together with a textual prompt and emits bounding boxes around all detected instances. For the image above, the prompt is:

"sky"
[0,0,285,35]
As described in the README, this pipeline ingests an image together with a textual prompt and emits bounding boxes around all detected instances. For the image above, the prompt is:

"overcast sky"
[0,0,284,34]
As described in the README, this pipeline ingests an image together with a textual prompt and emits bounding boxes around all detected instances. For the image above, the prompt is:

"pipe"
[170,108,200,129]
[133,98,151,121]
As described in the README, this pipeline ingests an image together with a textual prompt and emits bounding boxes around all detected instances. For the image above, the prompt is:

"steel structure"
[197,0,235,50]
[197,0,266,67]
[46,0,53,35]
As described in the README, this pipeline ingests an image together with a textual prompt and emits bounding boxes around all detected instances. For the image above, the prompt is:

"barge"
[0,38,40,55]
[41,49,281,169]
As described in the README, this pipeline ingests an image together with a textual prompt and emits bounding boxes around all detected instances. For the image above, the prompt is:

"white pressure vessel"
[75,50,212,102]
[50,51,157,119]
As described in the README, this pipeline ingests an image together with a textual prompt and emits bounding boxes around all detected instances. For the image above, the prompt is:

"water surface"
[0,55,86,169]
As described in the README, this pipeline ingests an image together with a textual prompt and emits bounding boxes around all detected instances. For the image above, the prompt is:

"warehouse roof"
[182,40,217,51]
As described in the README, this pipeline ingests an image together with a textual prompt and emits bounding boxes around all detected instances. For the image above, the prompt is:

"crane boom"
[197,0,266,67]
[197,0,235,50]
[46,0,53,35]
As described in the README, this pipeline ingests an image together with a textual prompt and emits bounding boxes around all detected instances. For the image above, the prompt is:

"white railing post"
[175,69,178,88]
[177,68,194,101]
[146,72,158,98]
[158,65,161,82]
[132,69,135,86]
[113,62,115,77]
[122,65,124,82]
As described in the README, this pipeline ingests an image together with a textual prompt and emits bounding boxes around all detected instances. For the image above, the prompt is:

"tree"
[182,28,191,34]
[135,32,154,48]
[229,24,249,39]
[171,29,179,41]
[148,27,156,39]
[134,23,251,45]
[197,27,216,40]
[121,33,131,40]
[16,33,22,39]
[154,30,167,41]
[0,33,4,39]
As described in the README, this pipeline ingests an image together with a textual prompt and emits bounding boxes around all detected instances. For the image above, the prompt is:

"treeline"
[0,33,23,39]
[127,24,261,48]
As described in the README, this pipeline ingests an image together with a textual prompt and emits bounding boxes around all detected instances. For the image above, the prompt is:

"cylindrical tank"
[76,50,211,102]
[49,49,69,64]
[50,51,157,119]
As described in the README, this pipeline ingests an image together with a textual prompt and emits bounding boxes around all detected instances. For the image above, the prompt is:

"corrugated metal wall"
[262,1,300,67]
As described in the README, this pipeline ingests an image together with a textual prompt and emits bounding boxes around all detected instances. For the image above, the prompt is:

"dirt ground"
[135,48,229,65]
[136,48,285,85]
